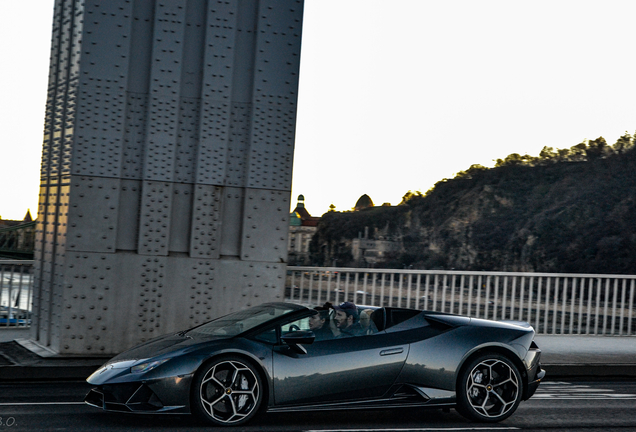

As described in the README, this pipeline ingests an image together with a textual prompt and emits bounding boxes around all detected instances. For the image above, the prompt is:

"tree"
[586,137,612,160]
[455,164,487,178]
[613,132,634,154]
[495,153,523,167]
[556,148,571,161]
[539,146,557,162]
[569,142,588,161]
[399,190,423,205]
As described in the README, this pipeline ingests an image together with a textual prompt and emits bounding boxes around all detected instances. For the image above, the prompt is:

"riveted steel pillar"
[32,0,304,355]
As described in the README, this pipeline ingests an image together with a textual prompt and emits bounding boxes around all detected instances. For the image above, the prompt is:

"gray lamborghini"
[85,302,545,426]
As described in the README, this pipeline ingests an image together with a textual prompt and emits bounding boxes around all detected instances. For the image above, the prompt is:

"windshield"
[187,304,297,338]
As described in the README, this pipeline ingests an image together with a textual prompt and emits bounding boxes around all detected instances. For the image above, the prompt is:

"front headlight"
[130,358,170,373]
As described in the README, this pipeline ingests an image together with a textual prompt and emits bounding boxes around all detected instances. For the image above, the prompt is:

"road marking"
[534,382,636,400]
[306,428,519,432]
[0,402,85,406]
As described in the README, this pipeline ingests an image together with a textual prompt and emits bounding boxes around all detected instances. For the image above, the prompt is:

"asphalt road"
[1,380,635,431]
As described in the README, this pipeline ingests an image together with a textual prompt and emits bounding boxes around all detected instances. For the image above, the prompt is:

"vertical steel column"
[32,0,304,355]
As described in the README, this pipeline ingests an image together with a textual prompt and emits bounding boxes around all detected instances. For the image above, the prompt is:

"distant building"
[351,226,400,266]
[288,195,320,265]
[0,210,36,258]
[0,210,34,228]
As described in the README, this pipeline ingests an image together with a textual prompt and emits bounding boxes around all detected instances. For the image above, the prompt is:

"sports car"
[85,302,544,425]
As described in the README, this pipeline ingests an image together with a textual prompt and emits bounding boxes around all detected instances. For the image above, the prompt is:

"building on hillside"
[288,195,320,265]
[351,226,400,266]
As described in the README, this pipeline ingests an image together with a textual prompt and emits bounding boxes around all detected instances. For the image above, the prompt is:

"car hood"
[87,333,236,385]
[105,332,228,365]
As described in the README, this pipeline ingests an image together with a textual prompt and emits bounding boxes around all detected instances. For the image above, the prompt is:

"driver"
[308,306,333,341]
[332,302,363,338]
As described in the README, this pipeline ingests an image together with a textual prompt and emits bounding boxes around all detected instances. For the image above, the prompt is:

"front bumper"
[85,376,193,414]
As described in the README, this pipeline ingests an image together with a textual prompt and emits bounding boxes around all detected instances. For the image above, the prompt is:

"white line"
[539,385,607,389]
[305,428,520,432]
[533,382,636,400]
[533,396,636,400]
[0,402,85,406]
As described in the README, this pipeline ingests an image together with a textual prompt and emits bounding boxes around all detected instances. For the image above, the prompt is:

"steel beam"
[33,0,304,355]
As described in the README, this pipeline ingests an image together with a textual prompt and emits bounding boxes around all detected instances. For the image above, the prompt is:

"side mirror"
[281,330,315,354]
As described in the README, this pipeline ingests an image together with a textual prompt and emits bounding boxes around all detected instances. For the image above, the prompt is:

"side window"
[253,316,313,344]
[253,327,277,344]
[285,314,338,341]
[282,317,310,334]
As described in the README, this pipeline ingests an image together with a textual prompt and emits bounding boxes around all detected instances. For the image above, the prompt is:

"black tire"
[191,356,263,426]
[456,353,523,422]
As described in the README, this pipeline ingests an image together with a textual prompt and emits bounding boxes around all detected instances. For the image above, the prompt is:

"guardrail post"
[628,279,635,336]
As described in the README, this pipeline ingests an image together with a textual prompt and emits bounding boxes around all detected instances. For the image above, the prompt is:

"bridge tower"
[33,0,304,355]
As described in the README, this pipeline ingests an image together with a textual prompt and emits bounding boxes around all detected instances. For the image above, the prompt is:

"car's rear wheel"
[191,356,263,426]
[456,353,522,422]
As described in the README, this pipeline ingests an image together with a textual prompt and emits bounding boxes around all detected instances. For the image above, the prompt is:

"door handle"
[380,347,404,356]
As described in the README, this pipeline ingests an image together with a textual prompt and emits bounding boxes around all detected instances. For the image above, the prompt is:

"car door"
[271,325,408,406]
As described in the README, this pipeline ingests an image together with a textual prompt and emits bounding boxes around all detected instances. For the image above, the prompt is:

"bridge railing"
[3,262,635,335]
[286,267,636,336]
[0,260,34,328]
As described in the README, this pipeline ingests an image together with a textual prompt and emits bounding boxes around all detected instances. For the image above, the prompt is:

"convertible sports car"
[85,302,544,426]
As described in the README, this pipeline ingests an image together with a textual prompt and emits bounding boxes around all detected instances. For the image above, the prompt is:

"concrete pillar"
[32,0,304,355]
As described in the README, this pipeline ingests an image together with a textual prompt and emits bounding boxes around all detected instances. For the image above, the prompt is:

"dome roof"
[289,211,302,226]
[354,194,374,211]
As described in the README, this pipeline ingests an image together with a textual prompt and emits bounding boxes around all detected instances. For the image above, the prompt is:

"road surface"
[1,380,635,431]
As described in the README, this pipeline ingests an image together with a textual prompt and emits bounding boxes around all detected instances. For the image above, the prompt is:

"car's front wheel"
[191,356,263,426]
[456,353,522,422]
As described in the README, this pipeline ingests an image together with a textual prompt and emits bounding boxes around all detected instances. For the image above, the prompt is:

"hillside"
[310,138,636,274]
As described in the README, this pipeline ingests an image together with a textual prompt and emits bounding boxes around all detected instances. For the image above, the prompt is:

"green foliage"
[456,164,488,178]
[309,205,409,266]
[613,131,634,154]
[491,133,634,169]
[310,138,636,274]
[585,137,612,160]
[399,190,424,205]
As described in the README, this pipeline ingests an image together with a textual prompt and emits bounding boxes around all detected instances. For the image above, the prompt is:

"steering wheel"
[289,324,300,332]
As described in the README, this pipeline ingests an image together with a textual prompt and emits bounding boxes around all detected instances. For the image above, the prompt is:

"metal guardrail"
[286,267,636,336]
[0,260,34,328]
[4,261,635,335]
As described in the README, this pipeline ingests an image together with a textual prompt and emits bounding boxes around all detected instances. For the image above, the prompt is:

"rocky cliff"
[310,143,636,274]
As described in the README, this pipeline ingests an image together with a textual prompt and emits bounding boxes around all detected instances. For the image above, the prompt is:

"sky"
[1,1,636,220]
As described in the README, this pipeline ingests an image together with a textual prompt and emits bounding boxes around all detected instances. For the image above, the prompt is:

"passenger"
[359,309,376,334]
[332,302,364,338]
[308,306,333,341]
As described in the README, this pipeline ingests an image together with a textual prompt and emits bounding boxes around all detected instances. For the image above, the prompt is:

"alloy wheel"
[465,358,519,418]
[456,353,523,422]
[197,359,261,425]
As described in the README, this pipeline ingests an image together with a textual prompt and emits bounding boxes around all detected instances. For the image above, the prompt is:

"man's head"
[332,302,359,330]
[308,307,328,330]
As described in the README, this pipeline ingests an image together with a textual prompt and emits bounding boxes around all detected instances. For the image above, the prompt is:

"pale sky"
[1,1,636,220]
